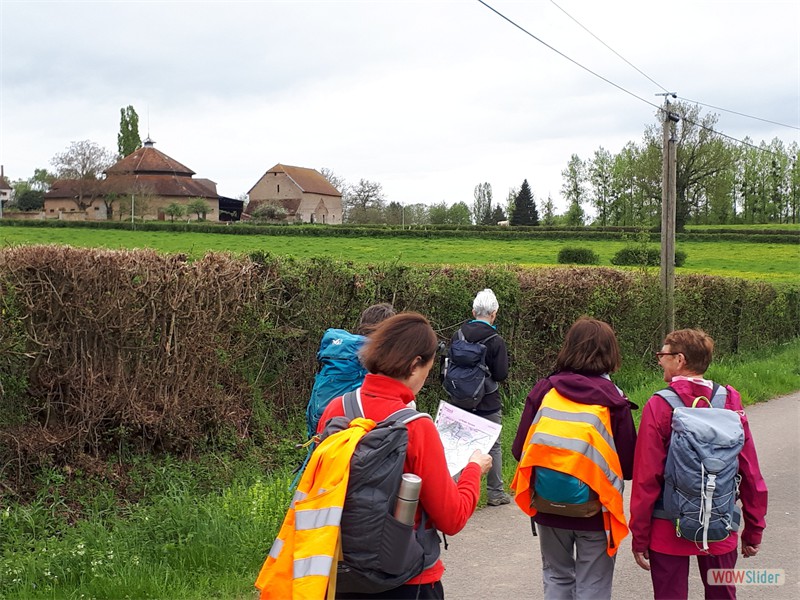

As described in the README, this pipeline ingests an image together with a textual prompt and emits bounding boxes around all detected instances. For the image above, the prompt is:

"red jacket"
[630,377,768,555]
[512,372,638,532]
[318,373,482,585]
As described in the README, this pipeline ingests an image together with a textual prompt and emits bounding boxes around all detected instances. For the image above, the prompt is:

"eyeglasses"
[655,351,681,358]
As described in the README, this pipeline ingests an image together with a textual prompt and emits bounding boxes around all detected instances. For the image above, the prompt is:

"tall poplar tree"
[561,154,586,226]
[118,105,142,158]
[472,182,493,225]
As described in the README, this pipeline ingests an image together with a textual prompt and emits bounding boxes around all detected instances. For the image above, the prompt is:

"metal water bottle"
[393,473,422,525]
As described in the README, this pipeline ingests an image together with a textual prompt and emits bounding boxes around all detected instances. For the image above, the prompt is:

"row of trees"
[326,101,797,229]
[6,102,797,228]
[562,102,799,229]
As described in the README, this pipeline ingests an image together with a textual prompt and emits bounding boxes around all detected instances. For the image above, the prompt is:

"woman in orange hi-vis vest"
[511,317,637,600]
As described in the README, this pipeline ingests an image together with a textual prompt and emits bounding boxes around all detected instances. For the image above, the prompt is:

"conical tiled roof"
[105,138,195,177]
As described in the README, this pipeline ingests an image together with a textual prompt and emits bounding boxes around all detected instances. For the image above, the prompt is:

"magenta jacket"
[629,377,768,555]
[512,371,638,532]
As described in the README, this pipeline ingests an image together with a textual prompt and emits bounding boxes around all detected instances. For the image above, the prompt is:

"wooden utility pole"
[658,94,679,339]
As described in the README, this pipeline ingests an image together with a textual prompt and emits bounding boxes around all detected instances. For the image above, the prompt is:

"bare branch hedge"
[1,246,797,492]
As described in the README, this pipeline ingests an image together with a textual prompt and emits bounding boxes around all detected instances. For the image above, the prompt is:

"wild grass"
[1,225,797,282]
[0,458,292,600]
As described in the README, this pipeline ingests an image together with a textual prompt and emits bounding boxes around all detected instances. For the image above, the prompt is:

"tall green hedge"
[0,246,797,486]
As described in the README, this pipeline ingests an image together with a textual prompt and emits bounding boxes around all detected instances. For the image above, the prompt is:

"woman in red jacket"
[319,312,492,600]
[630,328,768,599]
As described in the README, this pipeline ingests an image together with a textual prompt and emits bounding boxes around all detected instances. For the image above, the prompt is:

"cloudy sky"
[1,0,798,212]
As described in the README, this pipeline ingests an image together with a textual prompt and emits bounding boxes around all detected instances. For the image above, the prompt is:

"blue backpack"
[305,328,367,439]
[652,384,744,550]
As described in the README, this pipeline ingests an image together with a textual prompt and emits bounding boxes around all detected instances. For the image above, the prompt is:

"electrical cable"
[548,0,672,95]
[476,0,789,156]
[676,96,799,131]
[475,0,662,113]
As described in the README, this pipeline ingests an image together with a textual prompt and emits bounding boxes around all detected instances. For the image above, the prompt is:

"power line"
[476,0,787,156]
[548,0,671,95]
[547,1,798,134]
[673,111,781,155]
[676,96,800,131]
[474,0,662,114]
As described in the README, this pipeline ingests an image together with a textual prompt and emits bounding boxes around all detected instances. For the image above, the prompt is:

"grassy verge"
[1,340,798,600]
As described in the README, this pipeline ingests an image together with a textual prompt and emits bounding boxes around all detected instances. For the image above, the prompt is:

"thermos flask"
[393,473,422,525]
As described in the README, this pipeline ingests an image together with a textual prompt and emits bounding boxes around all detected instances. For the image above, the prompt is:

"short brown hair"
[356,303,396,335]
[359,312,438,379]
[555,317,621,375]
[664,328,714,374]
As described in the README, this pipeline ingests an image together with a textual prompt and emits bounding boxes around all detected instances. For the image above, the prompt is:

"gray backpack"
[653,384,745,550]
[320,389,441,593]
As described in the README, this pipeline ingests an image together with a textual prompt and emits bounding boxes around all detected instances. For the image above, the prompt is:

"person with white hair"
[450,288,510,505]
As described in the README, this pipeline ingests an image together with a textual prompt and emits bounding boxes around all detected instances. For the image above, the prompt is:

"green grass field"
[1,225,797,283]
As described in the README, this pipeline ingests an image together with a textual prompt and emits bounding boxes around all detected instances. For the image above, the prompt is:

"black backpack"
[321,389,442,594]
[441,329,498,410]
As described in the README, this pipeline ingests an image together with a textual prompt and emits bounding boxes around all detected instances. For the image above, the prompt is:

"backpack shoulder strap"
[479,332,499,345]
[456,329,465,341]
[654,386,683,410]
[708,382,728,408]
[342,389,364,420]
[344,389,432,425]
[382,407,432,425]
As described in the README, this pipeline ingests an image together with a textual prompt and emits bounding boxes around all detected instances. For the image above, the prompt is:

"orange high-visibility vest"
[255,417,376,599]
[511,388,628,555]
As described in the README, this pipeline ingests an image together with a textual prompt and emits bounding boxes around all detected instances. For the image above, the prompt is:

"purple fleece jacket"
[512,371,638,532]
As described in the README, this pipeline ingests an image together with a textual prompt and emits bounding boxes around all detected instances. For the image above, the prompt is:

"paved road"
[440,392,800,599]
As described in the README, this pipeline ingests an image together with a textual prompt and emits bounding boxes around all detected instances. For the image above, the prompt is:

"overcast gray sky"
[1,0,798,212]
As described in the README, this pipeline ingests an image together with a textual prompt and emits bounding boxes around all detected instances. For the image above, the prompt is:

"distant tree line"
[6,102,797,230]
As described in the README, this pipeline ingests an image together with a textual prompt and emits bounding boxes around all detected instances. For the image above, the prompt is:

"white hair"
[472,288,499,317]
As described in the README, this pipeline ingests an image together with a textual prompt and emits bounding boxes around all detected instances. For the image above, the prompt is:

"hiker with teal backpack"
[291,303,396,490]
[630,329,768,600]
[511,317,637,600]
[317,313,492,599]
[443,288,510,506]
[305,303,396,440]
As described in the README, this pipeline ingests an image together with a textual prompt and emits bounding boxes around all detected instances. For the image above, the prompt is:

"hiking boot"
[487,493,512,506]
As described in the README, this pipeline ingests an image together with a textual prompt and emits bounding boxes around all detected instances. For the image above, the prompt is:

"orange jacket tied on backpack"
[255,417,376,599]
[512,388,628,556]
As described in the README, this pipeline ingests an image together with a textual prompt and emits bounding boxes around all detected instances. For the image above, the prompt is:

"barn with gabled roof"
[245,164,342,224]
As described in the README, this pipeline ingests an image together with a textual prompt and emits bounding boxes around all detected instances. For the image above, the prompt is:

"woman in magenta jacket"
[630,328,768,600]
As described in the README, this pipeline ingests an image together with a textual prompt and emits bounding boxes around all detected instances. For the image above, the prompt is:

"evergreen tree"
[490,205,506,224]
[510,179,538,225]
[118,105,142,158]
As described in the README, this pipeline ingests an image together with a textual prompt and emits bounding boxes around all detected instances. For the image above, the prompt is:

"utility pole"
[657,93,679,339]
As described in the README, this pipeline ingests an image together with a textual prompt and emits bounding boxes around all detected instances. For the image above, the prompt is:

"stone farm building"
[43,139,243,222]
[245,164,342,224]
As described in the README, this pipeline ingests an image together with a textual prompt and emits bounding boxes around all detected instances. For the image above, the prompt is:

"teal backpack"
[305,328,367,439]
